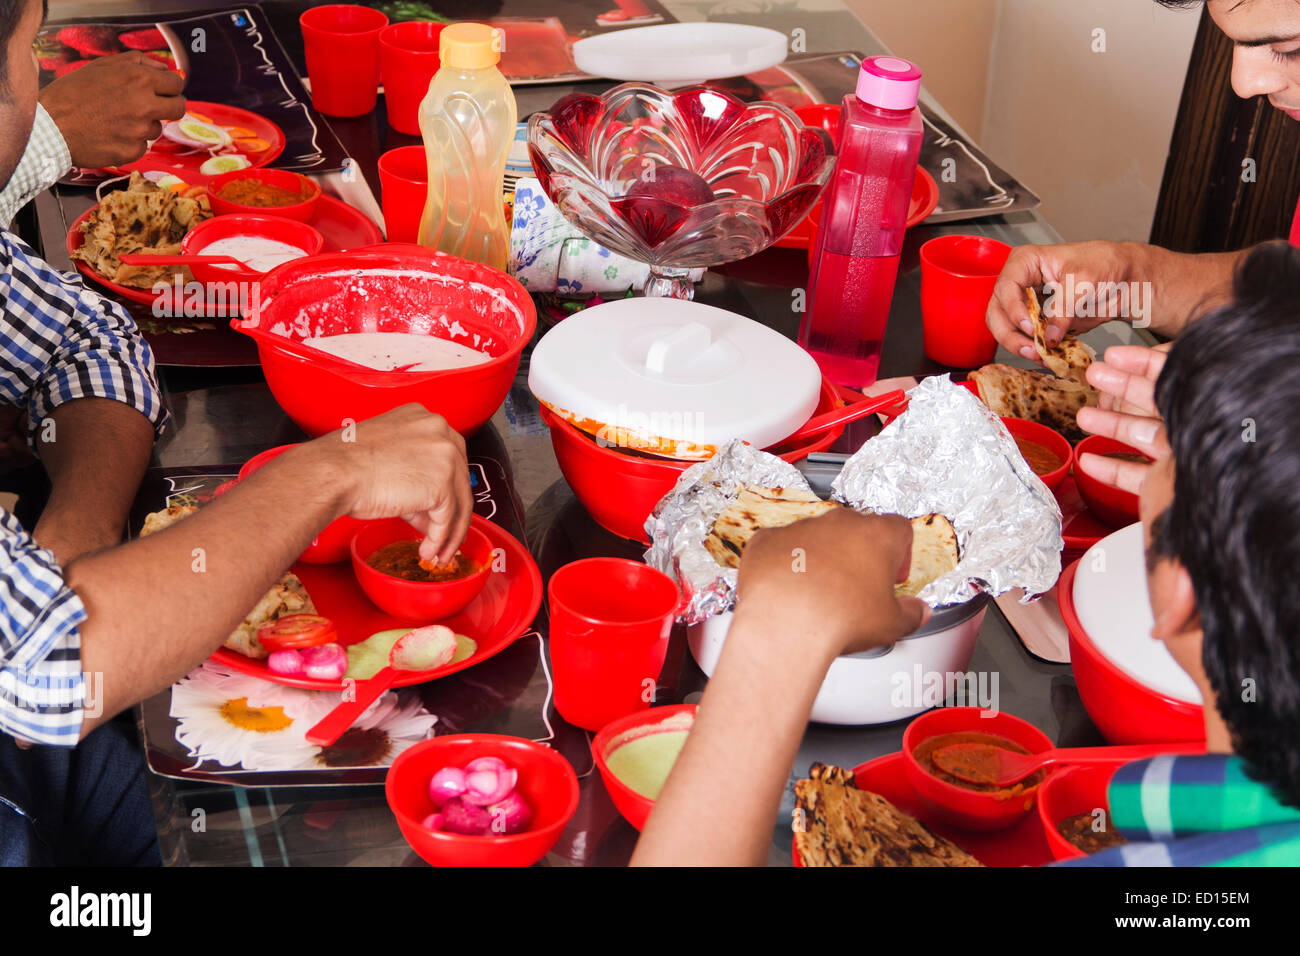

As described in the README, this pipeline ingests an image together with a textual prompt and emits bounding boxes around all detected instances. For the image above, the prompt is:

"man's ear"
[1151,562,1199,641]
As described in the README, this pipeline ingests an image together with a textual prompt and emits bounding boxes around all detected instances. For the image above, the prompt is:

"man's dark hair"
[1153,240,1300,807]
[0,0,40,92]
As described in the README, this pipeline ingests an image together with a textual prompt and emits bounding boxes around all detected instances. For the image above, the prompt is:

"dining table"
[28,0,1152,866]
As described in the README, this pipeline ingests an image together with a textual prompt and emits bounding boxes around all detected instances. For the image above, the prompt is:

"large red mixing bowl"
[232,245,536,437]
[1058,560,1205,745]
[539,377,849,543]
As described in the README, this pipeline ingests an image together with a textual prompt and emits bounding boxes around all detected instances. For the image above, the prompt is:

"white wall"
[849,0,1201,243]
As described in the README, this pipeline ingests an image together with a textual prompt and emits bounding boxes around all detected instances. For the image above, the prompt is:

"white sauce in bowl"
[302,331,494,371]
[202,236,309,273]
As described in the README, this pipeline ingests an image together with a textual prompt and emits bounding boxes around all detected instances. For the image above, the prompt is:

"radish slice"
[389,625,457,672]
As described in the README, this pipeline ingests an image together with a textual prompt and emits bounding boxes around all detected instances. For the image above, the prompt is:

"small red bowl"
[237,444,362,563]
[1002,417,1072,492]
[351,516,493,621]
[1073,435,1152,527]
[539,376,847,544]
[206,167,323,222]
[1037,763,1120,861]
[902,706,1055,832]
[181,213,324,285]
[592,704,697,831]
[385,734,579,867]
[1058,560,1205,744]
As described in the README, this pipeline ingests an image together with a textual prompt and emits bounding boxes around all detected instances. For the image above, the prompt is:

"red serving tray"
[67,195,383,311]
[793,751,1056,867]
[211,516,542,691]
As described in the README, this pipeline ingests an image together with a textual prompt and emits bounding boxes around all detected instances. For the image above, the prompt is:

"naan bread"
[896,513,959,597]
[795,763,983,867]
[968,363,1097,441]
[138,503,315,660]
[703,488,959,598]
[1026,288,1095,386]
[70,172,212,288]
[704,486,839,569]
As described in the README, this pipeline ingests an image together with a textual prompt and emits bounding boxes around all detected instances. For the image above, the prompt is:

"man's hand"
[301,404,473,565]
[38,53,185,169]
[1076,345,1171,495]
[986,241,1144,361]
[733,508,929,659]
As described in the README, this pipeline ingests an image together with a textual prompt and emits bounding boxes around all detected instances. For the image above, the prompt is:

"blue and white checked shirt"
[0,229,166,746]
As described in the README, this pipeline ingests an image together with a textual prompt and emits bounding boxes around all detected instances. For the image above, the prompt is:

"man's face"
[0,0,43,189]
[1140,453,1205,676]
[1209,0,1300,118]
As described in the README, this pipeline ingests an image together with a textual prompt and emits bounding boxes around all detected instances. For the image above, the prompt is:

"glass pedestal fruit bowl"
[527,83,835,298]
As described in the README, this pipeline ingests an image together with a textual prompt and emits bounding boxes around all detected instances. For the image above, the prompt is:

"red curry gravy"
[366,539,480,583]
[912,731,1047,799]
[1058,812,1127,853]
[1014,436,1063,476]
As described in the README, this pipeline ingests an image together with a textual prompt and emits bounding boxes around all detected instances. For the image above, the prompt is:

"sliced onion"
[438,797,494,835]
[487,792,532,835]
[299,642,347,681]
[428,766,467,808]
[462,764,517,807]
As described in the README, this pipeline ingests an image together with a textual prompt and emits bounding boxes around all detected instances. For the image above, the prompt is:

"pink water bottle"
[799,57,924,388]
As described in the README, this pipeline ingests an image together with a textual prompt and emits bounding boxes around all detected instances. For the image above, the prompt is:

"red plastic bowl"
[206,167,323,222]
[385,734,580,867]
[1002,417,1072,492]
[351,516,493,621]
[591,704,697,831]
[1037,763,1120,861]
[1073,435,1152,527]
[540,376,847,544]
[181,213,324,285]
[902,706,1055,831]
[1058,559,1205,744]
[237,444,361,563]
[233,245,536,438]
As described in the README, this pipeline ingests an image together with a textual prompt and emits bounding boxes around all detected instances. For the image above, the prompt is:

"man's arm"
[32,398,155,564]
[68,406,472,738]
[631,510,927,866]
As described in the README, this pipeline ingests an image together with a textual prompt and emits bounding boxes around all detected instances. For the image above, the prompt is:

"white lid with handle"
[528,297,822,454]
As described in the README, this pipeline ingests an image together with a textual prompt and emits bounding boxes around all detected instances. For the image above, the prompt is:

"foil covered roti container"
[645,376,1062,623]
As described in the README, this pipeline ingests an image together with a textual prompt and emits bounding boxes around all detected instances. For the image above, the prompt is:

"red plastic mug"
[299,4,388,117]
[547,558,679,731]
[380,21,445,136]
[919,235,1012,368]
[378,145,428,244]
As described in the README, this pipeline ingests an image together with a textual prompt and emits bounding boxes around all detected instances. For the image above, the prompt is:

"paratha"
[70,172,212,289]
[968,363,1097,441]
[138,503,315,659]
[703,486,959,597]
[794,762,983,867]
[1026,287,1095,386]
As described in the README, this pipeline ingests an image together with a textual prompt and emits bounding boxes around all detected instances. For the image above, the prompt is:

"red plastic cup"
[380,21,444,136]
[378,145,428,244]
[299,4,388,117]
[547,558,679,731]
[919,235,1012,369]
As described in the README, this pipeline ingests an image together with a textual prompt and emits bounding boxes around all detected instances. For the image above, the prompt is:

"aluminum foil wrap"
[644,439,812,625]
[831,375,1062,605]
[644,376,1062,623]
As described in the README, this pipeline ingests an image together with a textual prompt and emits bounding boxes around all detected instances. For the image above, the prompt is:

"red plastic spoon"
[781,388,905,444]
[932,741,1206,788]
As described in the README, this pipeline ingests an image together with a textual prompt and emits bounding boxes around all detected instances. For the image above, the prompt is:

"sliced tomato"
[257,614,337,652]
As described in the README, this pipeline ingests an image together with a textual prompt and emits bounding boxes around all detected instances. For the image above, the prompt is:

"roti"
[896,513,959,597]
[703,487,959,597]
[703,486,840,570]
[138,503,315,659]
[1026,288,1095,385]
[968,363,1097,441]
[794,763,983,867]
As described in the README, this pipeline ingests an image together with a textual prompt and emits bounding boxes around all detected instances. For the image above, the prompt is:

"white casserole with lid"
[528,297,822,459]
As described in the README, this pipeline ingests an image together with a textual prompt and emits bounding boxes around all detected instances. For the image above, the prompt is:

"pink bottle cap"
[856,56,922,111]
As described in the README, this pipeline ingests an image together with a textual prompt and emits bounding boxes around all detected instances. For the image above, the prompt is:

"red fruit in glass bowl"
[625,165,715,207]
